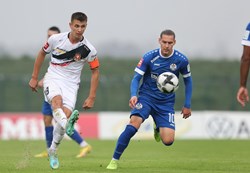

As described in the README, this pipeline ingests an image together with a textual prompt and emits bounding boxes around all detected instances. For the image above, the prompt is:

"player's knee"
[162,139,174,146]
[163,141,174,146]
[44,116,53,126]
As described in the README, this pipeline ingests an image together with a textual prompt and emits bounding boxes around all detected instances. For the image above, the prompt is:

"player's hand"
[237,86,249,107]
[129,96,138,109]
[83,97,95,110]
[181,107,191,119]
[29,78,38,92]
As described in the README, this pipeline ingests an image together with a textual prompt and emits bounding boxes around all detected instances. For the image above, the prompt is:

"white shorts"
[43,74,79,111]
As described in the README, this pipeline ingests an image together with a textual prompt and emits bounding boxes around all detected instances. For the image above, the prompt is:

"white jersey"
[43,32,97,84]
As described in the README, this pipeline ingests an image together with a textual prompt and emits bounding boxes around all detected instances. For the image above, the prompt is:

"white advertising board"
[99,111,250,140]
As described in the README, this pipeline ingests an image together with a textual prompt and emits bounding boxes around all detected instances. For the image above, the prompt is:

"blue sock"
[69,129,83,145]
[45,126,54,148]
[113,125,137,160]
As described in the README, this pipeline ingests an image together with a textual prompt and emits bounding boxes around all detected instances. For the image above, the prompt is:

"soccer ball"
[157,72,179,93]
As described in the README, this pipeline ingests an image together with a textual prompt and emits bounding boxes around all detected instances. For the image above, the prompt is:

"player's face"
[159,34,176,57]
[69,19,87,41]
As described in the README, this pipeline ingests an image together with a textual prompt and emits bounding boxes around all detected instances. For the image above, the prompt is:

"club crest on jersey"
[151,73,158,80]
[170,63,177,71]
[74,53,81,61]
[135,103,143,109]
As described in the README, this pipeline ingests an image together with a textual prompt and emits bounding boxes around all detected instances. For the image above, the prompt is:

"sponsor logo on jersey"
[135,103,143,109]
[54,48,66,55]
[150,55,160,63]
[170,63,177,71]
[43,42,49,50]
[137,58,143,68]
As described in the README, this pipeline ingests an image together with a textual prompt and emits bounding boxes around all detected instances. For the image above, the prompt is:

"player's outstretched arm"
[237,45,250,107]
[29,49,46,92]
[182,76,192,119]
[83,67,99,110]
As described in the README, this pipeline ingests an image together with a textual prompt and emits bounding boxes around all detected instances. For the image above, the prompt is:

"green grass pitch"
[1,139,250,173]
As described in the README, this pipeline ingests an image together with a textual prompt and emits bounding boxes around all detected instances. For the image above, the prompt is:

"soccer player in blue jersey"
[237,22,250,107]
[107,29,192,169]
[34,26,92,158]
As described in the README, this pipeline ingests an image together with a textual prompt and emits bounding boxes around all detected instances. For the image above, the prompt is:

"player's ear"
[173,39,176,45]
[158,37,161,44]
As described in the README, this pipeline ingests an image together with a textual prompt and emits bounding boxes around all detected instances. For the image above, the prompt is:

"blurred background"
[0,0,249,112]
[0,0,250,140]
[0,0,249,59]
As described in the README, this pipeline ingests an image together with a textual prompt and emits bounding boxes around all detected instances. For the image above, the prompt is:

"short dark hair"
[71,12,88,22]
[48,26,60,33]
[160,29,175,39]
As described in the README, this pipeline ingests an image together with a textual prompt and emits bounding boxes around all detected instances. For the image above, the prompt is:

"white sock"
[50,123,66,150]
[53,108,67,129]
[79,141,89,147]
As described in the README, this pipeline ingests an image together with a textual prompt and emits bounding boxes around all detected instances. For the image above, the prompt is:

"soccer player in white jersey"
[34,26,92,159]
[237,22,250,107]
[107,29,192,169]
[29,12,100,169]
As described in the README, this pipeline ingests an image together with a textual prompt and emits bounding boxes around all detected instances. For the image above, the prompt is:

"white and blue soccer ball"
[157,72,179,93]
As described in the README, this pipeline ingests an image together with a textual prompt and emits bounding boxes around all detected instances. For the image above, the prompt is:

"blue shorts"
[131,96,175,130]
[42,100,53,116]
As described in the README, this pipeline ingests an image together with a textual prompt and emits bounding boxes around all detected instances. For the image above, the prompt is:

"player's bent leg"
[48,149,59,169]
[34,116,53,158]
[153,122,161,142]
[76,145,92,158]
[106,124,138,170]
[34,150,48,158]
[66,110,79,136]
[68,129,92,158]
[106,159,118,170]
[160,127,175,146]
[53,108,68,129]
[51,123,66,148]
[44,116,54,148]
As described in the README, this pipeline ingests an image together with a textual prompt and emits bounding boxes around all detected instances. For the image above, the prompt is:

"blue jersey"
[134,48,191,104]
[242,22,250,46]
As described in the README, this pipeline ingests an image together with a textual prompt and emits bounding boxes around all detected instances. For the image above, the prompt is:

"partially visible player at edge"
[107,29,192,170]
[237,22,250,107]
[29,12,99,169]
[34,26,92,159]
